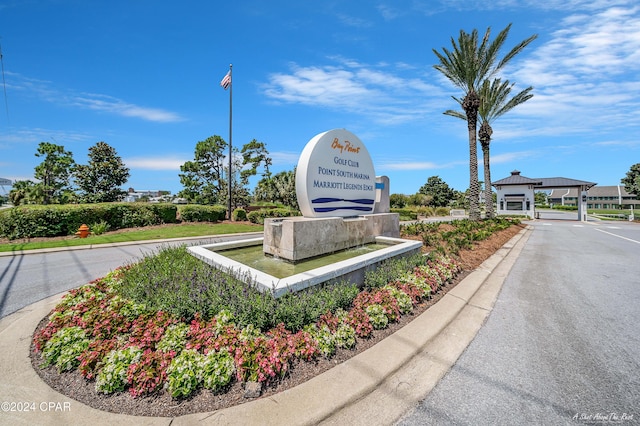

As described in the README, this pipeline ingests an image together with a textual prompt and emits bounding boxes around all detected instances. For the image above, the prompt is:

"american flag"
[220,71,231,90]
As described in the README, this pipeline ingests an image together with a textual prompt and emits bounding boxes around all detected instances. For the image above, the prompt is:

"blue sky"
[1,0,638,196]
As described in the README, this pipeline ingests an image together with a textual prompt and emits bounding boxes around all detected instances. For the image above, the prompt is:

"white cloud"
[592,139,640,148]
[7,72,184,123]
[125,156,188,171]
[498,3,640,138]
[268,151,300,166]
[379,160,457,171]
[0,127,93,147]
[261,2,640,142]
[70,94,184,123]
[335,13,373,28]
[376,4,401,20]
[262,61,442,125]
[490,151,538,164]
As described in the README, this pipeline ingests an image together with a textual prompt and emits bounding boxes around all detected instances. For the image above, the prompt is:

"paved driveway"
[398,220,640,425]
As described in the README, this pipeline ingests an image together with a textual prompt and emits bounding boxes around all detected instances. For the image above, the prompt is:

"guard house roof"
[492,170,596,190]
[492,170,542,186]
[534,177,597,190]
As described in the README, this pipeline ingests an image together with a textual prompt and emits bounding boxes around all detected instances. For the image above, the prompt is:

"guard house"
[493,170,597,221]
[493,170,540,218]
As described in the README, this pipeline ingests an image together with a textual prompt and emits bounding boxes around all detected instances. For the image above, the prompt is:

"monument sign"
[296,129,376,218]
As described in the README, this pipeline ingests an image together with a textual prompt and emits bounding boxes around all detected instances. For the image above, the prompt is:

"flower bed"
[32,256,460,401]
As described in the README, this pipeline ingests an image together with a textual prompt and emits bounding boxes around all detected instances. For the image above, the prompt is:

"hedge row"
[553,205,579,211]
[247,208,299,224]
[0,203,184,240]
[390,208,418,221]
[178,205,227,222]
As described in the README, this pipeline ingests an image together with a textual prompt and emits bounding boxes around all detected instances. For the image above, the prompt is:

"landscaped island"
[30,217,523,417]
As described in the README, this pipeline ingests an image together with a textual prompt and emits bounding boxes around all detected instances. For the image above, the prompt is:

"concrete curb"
[0,231,264,257]
[0,226,531,425]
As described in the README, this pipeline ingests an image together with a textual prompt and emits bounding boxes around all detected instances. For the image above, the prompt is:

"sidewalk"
[0,226,531,425]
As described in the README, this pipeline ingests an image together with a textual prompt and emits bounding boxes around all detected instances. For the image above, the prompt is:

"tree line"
[9,141,129,206]
[6,135,469,212]
[7,135,638,213]
[6,137,297,211]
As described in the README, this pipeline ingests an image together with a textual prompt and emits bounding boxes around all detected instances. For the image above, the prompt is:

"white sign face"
[296,129,376,218]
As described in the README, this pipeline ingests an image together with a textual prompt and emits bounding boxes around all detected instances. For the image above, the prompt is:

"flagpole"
[227,64,233,220]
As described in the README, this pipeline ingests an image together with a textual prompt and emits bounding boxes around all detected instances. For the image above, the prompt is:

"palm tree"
[445,79,534,218]
[433,24,537,220]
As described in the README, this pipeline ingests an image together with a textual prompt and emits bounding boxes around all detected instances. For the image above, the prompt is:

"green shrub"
[150,204,179,224]
[178,205,226,222]
[333,323,357,349]
[390,208,418,221]
[365,304,388,329]
[90,220,110,235]
[415,206,430,217]
[115,245,360,332]
[166,349,203,398]
[247,208,298,225]
[364,252,428,289]
[42,326,90,372]
[157,323,190,353]
[0,203,178,240]
[553,205,578,211]
[201,350,235,392]
[96,347,143,394]
[383,285,413,314]
[304,324,336,358]
[232,208,247,221]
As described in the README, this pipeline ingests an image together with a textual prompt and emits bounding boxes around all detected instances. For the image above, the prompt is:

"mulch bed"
[29,223,525,417]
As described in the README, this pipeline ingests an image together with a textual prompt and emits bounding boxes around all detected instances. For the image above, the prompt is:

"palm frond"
[479,78,534,123]
[444,109,466,120]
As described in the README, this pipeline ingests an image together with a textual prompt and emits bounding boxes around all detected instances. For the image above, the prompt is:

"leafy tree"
[254,169,298,210]
[433,24,537,220]
[240,139,271,186]
[418,176,455,207]
[390,193,408,209]
[74,141,130,203]
[227,152,251,210]
[451,189,470,210]
[34,142,75,204]
[621,163,640,196]
[408,193,431,207]
[179,136,273,209]
[534,191,548,205]
[445,78,534,218]
[178,136,228,205]
[8,180,37,206]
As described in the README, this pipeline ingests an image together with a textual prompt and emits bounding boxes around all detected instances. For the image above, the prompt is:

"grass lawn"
[0,222,264,253]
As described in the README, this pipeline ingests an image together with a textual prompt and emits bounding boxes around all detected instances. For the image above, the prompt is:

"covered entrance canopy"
[493,171,596,221]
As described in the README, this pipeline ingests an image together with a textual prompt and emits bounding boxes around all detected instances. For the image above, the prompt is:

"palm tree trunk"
[463,90,481,221]
[479,122,494,219]
[481,140,494,218]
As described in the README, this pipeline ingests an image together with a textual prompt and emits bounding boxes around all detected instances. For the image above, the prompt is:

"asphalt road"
[0,233,261,319]
[397,219,640,425]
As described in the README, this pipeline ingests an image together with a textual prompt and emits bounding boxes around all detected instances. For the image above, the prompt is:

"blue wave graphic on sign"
[313,206,373,213]
[311,198,375,205]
